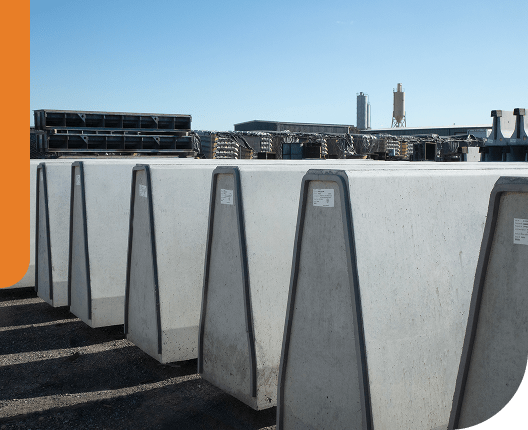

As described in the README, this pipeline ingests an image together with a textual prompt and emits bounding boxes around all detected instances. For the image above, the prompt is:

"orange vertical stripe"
[0,1,30,288]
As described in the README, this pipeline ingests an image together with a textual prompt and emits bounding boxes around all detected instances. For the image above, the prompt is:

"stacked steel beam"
[33,109,199,157]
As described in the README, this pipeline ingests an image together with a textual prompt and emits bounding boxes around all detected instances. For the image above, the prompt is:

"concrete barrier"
[448,177,528,429]
[506,109,528,162]
[125,160,355,364]
[483,110,517,162]
[488,110,515,146]
[277,164,528,430]
[8,161,39,289]
[124,163,222,363]
[68,159,189,328]
[37,158,183,307]
[197,161,417,409]
[511,108,527,143]
[198,164,327,410]
[69,160,125,326]
[36,161,74,306]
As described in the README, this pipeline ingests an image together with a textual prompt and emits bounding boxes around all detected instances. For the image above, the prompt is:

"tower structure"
[392,83,406,127]
[357,92,371,130]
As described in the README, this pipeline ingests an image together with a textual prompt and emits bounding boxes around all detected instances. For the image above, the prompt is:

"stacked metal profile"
[379,135,401,156]
[481,109,528,161]
[33,109,199,156]
[196,131,214,159]
[257,132,272,153]
[400,139,414,158]
[400,141,409,158]
[197,131,272,159]
[212,132,253,159]
[213,135,238,159]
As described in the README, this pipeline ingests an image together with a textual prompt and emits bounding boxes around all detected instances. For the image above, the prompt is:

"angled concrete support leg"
[449,177,528,429]
[277,170,372,430]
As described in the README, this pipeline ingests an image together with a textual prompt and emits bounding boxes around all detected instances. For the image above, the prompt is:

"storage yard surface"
[0,288,276,430]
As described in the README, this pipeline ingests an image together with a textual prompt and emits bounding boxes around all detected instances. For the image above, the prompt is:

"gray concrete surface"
[510,109,528,145]
[279,164,528,430]
[69,164,90,323]
[127,168,160,361]
[488,110,515,145]
[200,161,410,410]
[462,147,480,162]
[69,160,152,328]
[281,180,364,430]
[201,164,336,411]
[128,160,380,366]
[457,191,528,428]
[126,163,238,364]
[36,161,73,307]
[35,159,194,307]
[202,172,253,405]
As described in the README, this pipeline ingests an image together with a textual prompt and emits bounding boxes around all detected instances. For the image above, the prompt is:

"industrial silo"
[357,92,370,130]
[392,83,406,127]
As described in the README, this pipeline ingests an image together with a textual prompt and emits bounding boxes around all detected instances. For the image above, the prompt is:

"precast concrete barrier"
[506,108,528,162]
[68,159,195,328]
[196,161,416,410]
[277,164,528,430]
[125,162,223,363]
[8,161,39,289]
[511,108,528,143]
[483,110,516,162]
[125,160,367,364]
[36,161,76,306]
[448,177,528,429]
[488,110,515,145]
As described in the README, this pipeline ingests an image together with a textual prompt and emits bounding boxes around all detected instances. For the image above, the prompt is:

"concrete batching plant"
[392,83,406,127]
[357,92,371,130]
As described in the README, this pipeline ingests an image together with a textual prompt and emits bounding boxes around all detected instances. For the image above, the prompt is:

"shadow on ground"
[0,287,277,430]
[0,379,276,430]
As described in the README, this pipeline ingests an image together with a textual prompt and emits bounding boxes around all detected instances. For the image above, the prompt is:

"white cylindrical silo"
[357,92,369,130]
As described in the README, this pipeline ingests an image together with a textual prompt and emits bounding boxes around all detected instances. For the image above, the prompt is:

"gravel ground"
[0,288,276,430]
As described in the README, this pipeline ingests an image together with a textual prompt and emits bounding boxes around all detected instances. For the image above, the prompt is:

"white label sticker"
[139,184,148,198]
[510,138,517,144]
[75,175,81,186]
[514,218,528,245]
[313,189,334,207]
[221,189,233,205]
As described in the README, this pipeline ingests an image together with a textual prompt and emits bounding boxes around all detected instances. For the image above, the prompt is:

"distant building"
[234,120,357,135]
[366,125,491,138]
[234,120,491,138]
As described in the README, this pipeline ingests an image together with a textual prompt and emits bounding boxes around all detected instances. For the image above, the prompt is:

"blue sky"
[31,0,527,130]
